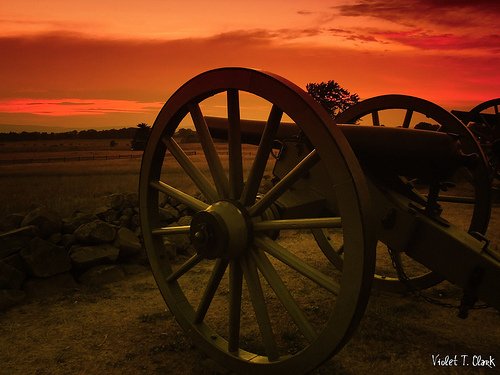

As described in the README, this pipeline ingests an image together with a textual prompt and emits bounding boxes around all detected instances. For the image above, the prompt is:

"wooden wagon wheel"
[313,94,491,292]
[139,68,376,374]
[470,98,500,115]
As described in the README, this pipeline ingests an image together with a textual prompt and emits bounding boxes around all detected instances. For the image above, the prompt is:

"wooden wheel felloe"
[469,98,500,182]
[470,98,500,115]
[139,68,376,374]
[319,94,491,292]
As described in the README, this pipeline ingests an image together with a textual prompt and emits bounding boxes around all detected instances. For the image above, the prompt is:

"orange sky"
[0,0,499,130]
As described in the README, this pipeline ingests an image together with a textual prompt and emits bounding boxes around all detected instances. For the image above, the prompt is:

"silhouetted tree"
[306,80,359,118]
[0,127,138,141]
[174,128,199,143]
[131,123,151,150]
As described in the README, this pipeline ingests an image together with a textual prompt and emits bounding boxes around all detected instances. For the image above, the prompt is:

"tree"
[174,128,199,143]
[306,80,359,118]
[131,123,151,150]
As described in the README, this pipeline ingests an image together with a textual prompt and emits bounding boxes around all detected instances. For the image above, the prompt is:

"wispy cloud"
[327,28,382,43]
[0,99,163,116]
[335,0,500,28]
[330,1,500,53]
[378,30,500,52]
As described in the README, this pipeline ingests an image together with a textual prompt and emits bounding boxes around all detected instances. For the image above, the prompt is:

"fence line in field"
[0,150,256,165]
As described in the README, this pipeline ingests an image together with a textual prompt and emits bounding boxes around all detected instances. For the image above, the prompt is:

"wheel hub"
[190,200,250,259]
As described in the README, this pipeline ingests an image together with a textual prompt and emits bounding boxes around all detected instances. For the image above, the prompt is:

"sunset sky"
[1,0,499,130]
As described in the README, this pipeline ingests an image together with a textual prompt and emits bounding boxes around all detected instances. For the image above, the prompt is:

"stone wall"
[0,192,193,311]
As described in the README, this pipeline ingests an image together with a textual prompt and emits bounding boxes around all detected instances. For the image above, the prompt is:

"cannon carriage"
[139,68,499,374]
[452,98,500,183]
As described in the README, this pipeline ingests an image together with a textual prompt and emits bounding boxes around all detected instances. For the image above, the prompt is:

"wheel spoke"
[255,236,339,294]
[152,225,190,236]
[249,150,319,216]
[194,259,229,324]
[251,249,317,343]
[150,180,208,212]
[189,103,230,198]
[240,105,283,206]
[240,255,279,361]
[162,137,218,202]
[253,217,341,231]
[166,254,203,282]
[227,89,244,200]
[371,110,380,126]
[402,109,413,128]
[228,259,243,353]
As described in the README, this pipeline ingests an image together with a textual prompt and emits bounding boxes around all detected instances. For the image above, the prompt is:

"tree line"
[1,79,358,145]
[0,127,138,142]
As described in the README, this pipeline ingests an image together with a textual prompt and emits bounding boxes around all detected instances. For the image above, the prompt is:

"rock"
[177,215,192,226]
[0,213,25,232]
[118,215,131,228]
[48,232,62,244]
[62,212,98,234]
[23,273,78,299]
[21,206,62,238]
[106,193,126,210]
[125,192,138,207]
[69,244,119,270]
[166,216,192,254]
[74,220,116,244]
[0,261,26,289]
[94,206,120,223]
[61,234,76,249]
[122,207,134,217]
[0,226,39,259]
[114,227,142,258]
[20,237,71,278]
[79,264,125,286]
[159,205,180,224]
[130,214,140,228]
[168,233,190,251]
[176,204,189,215]
[167,196,180,208]
[0,289,26,311]
[162,239,177,259]
[166,222,191,252]
[1,253,28,274]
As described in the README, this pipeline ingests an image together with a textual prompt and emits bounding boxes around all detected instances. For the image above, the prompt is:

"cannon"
[139,68,500,374]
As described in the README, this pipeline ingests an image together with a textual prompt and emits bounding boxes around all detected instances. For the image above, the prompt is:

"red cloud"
[379,30,500,51]
[335,0,500,28]
[0,98,163,116]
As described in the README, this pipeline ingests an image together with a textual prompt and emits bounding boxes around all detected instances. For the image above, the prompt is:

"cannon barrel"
[204,116,476,180]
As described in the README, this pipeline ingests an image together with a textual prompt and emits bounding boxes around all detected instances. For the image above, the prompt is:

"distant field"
[0,139,259,218]
[0,139,142,164]
[0,138,497,250]
[0,138,133,153]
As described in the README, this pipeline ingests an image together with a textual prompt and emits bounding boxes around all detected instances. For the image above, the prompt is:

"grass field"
[0,137,498,374]
[0,141,257,218]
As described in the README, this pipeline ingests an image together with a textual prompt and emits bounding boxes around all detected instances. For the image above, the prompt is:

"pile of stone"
[0,192,193,311]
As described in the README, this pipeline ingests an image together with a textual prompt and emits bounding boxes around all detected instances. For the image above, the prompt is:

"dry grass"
[0,236,498,375]
[0,139,133,153]
[0,138,498,374]
[0,142,260,218]
[0,159,142,217]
